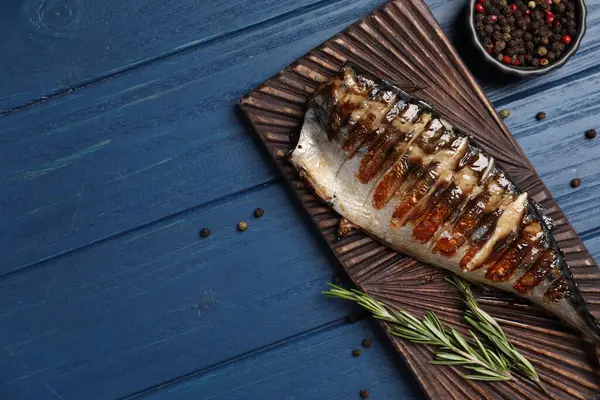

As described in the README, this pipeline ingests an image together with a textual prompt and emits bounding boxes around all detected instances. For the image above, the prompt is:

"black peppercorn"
[535,111,546,120]
[507,15,516,25]
[476,13,486,22]
[498,15,507,25]
[360,389,370,399]
[547,51,556,60]
[362,338,373,348]
[524,32,533,41]
[585,129,597,139]
[485,25,494,35]
[254,208,264,218]
[570,178,581,188]
[352,349,362,357]
[518,55,526,64]
[533,10,543,20]
[552,22,562,33]
[476,22,485,32]
[200,228,211,238]
[553,42,566,53]
[557,3,566,13]
[494,31,503,40]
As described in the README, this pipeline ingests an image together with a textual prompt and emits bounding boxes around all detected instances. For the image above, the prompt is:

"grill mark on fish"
[290,62,600,344]
[545,276,571,303]
[514,249,557,294]
[357,102,425,184]
[463,192,528,271]
[433,190,492,257]
[459,209,503,270]
[486,221,544,281]
[392,136,468,228]
[342,91,397,156]
[414,151,495,244]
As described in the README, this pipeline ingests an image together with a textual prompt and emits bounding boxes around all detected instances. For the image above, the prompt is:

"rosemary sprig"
[323,284,512,381]
[445,274,548,394]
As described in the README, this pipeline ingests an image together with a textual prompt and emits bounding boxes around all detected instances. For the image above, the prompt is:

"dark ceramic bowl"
[467,0,587,77]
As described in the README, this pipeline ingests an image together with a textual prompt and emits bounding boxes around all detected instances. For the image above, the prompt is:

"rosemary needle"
[324,284,512,382]
[445,274,549,394]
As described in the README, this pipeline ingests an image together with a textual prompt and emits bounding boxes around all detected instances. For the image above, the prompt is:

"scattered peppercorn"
[199,228,211,238]
[346,311,366,323]
[254,207,265,218]
[535,111,546,120]
[359,389,370,399]
[585,129,597,139]
[499,109,511,119]
[362,338,373,348]
[237,221,248,231]
[570,178,581,188]
[352,349,362,357]
[332,272,342,285]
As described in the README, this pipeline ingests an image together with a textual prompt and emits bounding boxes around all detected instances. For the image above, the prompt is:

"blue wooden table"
[1,0,599,398]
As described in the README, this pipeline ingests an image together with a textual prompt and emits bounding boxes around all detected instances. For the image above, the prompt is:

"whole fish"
[289,62,600,344]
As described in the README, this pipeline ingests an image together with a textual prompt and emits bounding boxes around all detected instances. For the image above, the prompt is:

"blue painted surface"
[0,0,599,399]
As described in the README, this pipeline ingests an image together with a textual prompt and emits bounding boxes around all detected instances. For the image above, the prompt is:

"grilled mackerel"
[290,62,600,344]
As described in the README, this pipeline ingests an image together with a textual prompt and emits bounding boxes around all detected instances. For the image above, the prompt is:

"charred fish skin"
[290,62,600,344]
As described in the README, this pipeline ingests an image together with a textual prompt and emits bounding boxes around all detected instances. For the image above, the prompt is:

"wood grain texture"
[239,1,600,397]
[2,0,599,276]
[139,322,421,399]
[0,185,357,400]
[0,0,386,275]
[0,0,337,112]
[1,0,599,398]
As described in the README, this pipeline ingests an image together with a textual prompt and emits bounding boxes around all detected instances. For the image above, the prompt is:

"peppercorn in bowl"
[468,0,587,76]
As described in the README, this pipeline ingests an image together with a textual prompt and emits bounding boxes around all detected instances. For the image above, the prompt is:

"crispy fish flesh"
[289,62,600,344]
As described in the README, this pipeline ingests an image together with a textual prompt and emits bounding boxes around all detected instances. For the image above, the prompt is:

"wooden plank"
[2,0,599,275]
[101,233,600,399]
[0,0,331,112]
[0,0,387,274]
[0,184,356,400]
[3,63,599,278]
[2,181,598,399]
[138,321,422,400]
[500,72,600,235]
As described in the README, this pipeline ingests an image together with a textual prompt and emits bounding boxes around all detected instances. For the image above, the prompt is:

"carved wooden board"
[238,0,600,398]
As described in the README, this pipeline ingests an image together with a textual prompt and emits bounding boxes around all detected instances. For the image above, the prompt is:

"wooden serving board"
[238,0,600,398]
